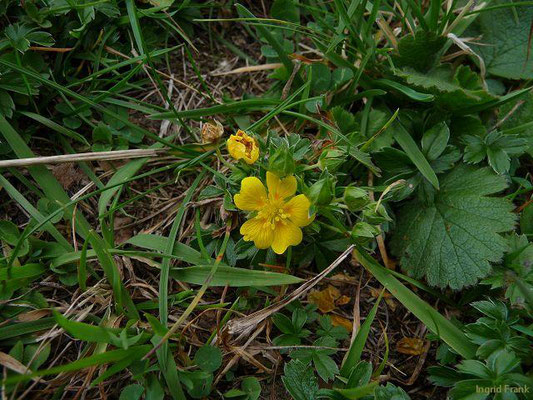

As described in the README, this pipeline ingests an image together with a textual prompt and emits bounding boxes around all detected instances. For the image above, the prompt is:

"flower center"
[257,200,291,230]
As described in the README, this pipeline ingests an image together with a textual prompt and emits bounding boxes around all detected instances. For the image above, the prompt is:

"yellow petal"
[227,139,246,160]
[240,217,274,249]
[271,221,302,254]
[227,130,259,165]
[266,171,297,201]
[234,177,267,211]
[246,145,259,164]
[284,194,313,227]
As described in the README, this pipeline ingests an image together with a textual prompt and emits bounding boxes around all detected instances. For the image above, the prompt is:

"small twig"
[0,149,168,168]
[211,63,283,76]
[29,46,73,53]
[281,61,301,100]
[491,99,527,132]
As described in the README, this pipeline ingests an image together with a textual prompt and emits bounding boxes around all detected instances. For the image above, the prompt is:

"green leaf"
[310,63,331,93]
[331,67,354,89]
[125,233,206,265]
[120,384,145,400]
[375,79,434,103]
[89,231,139,320]
[5,23,31,52]
[271,0,300,23]
[521,203,533,235]
[312,351,338,382]
[281,359,319,400]
[396,65,496,111]
[374,383,411,400]
[333,382,378,399]
[499,90,533,155]
[4,346,151,384]
[421,122,449,161]
[391,165,516,289]
[194,346,222,372]
[467,1,533,79]
[170,266,302,287]
[0,318,55,341]
[0,90,14,118]
[394,30,447,72]
[241,377,261,400]
[53,311,115,344]
[391,118,440,189]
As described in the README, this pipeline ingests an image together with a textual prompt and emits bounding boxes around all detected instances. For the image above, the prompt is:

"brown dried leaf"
[336,295,351,306]
[51,163,84,190]
[308,285,341,313]
[330,315,353,332]
[114,216,133,244]
[396,337,427,355]
[17,309,50,322]
[329,273,356,285]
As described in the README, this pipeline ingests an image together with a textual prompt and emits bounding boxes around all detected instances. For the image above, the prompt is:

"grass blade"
[391,118,440,189]
[170,266,303,287]
[340,291,383,377]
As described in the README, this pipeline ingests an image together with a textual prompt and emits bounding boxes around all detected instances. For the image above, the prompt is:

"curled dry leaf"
[396,337,427,356]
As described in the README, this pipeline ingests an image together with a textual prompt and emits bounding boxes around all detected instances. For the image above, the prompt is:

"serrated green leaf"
[391,164,516,289]
[396,65,496,111]
[394,30,447,72]
[467,1,533,79]
[281,359,319,400]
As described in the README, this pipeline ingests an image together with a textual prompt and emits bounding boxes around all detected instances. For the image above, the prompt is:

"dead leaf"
[114,216,133,244]
[329,273,356,285]
[336,295,351,306]
[396,337,427,355]
[330,315,353,332]
[17,309,50,322]
[0,352,32,375]
[52,163,84,190]
[308,285,341,313]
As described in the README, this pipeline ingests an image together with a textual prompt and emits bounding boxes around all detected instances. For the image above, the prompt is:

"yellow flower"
[227,130,259,164]
[234,172,313,254]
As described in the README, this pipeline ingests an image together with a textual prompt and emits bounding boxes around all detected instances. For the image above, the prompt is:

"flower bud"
[362,202,391,224]
[268,142,295,176]
[351,222,380,244]
[318,148,346,171]
[308,172,335,206]
[343,186,370,211]
[201,120,224,143]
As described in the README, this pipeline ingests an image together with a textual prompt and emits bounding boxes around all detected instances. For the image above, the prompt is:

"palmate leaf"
[391,164,516,289]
